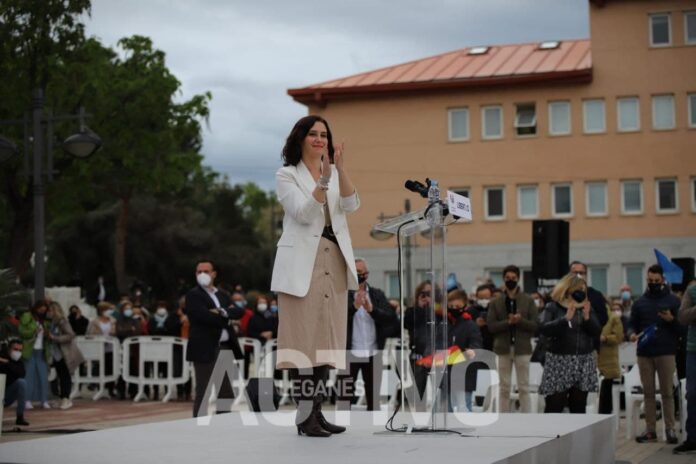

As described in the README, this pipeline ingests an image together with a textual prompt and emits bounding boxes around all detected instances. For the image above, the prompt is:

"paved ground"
[2,399,695,463]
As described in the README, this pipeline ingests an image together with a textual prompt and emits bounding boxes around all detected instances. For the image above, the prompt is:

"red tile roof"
[289,39,592,105]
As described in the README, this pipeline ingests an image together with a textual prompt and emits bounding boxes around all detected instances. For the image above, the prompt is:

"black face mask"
[504,280,517,291]
[571,290,586,303]
[447,307,464,317]
[648,283,663,294]
[357,274,367,284]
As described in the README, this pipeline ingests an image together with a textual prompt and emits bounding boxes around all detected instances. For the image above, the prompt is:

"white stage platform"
[0,412,615,464]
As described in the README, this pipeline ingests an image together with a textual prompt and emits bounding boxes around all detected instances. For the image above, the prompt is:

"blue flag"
[654,249,684,284]
[447,272,459,292]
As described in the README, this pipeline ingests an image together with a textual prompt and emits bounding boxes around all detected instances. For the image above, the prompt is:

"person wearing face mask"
[47,302,85,410]
[115,301,145,400]
[337,258,397,411]
[569,261,609,350]
[18,300,52,410]
[68,305,89,336]
[447,290,482,412]
[247,295,279,346]
[539,274,601,413]
[185,259,245,417]
[1,339,30,426]
[619,284,634,313]
[675,278,696,455]
[597,300,624,415]
[487,265,538,413]
[87,302,117,396]
[147,302,180,337]
[471,284,495,351]
[629,264,681,444]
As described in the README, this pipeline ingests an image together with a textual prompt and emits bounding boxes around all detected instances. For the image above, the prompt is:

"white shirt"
[351,288,378,358]
[204,286,229,343]
[34,323,44,350]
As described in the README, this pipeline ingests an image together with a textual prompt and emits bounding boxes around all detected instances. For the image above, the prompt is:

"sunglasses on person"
[418,292,431,298]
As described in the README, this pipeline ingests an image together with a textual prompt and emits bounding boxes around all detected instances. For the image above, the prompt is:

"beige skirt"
[276,237,348,370]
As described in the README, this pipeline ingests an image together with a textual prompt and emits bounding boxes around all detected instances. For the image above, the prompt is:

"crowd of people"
[1,257,695,454]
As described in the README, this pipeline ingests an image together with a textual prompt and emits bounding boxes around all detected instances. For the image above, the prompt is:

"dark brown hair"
[281,115,334,166]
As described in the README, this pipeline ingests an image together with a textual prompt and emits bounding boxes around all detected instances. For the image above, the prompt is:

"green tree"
[0,0,92,277]
[61,35,211,293]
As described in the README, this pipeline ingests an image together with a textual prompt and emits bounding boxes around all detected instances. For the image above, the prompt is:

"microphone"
[405,180,429,198]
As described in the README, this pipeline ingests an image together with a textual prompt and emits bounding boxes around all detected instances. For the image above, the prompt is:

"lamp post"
[1,88,101,302]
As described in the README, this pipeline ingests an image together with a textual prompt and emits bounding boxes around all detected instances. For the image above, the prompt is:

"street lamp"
[0,88,102,302]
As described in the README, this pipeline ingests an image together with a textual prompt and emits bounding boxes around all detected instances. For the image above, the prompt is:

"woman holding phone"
[538,273,601,413]
[271,115,360,437]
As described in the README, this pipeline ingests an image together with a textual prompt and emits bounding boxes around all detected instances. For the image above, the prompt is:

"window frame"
[484,186,506,221]
[588,265,609,296]
[684,10,696,45]
[688,93,696,128]
[514,103,537,137]
[623,263,645,296]
[583,99,606,134]
[549,100,571,136]
[621,179,644,215]
[448,107,470,142]
[585,181,608,217]
[655,178,679,214]
[652,94,676,130]
[552,183,574,218]
[481,105,504,140]
[517,184,539,219]
[617,97,641,132]
[649,13,672,47]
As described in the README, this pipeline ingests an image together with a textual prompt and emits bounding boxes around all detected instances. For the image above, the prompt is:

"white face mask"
[257,303,268,312]
[104,309,114,318]
[477,299,490,309]
[10,350,22,361]
[123,309,133,318]
[534,298,542,308]
[156,308,167,317]
[197,272,212,287]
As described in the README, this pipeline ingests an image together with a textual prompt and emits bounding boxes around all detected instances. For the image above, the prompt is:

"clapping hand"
[333,142,345,171]
[321,150,332,179]
[658,309,674,322]
[565,304,577,321]
[581,301,591,320]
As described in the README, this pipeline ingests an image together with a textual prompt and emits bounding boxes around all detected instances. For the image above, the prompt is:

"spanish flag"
[416,345,468,368]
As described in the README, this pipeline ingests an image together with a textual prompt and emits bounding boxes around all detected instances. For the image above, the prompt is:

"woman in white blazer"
[271,115,360,437]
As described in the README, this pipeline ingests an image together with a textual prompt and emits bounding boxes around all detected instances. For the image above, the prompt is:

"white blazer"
[270,160,360,297]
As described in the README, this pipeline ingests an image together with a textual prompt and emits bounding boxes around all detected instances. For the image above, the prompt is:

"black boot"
[295,372,330,437]
[16,415,30,426]
[313,365,346,434]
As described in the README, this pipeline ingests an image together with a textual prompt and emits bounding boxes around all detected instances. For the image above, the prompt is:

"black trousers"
[544,386,589,413]
[598,378,615,415]
[53,358,72,399]
[338,354,381,411]
[192,351,235,417]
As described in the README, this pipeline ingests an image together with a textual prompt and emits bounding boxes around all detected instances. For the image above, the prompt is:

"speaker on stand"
[532,220,570,291]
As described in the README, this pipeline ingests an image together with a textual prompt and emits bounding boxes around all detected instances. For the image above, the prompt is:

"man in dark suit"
[185,259,244,417]
[339,258,398,411]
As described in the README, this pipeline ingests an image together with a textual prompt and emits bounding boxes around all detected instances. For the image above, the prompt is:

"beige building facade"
[288,0,696,298]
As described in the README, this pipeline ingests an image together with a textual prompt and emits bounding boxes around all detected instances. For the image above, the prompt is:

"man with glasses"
[487,265,538,413]
[339,258,397,411]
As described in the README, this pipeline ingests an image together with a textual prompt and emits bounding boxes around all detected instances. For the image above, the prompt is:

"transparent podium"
[373,188,452,432]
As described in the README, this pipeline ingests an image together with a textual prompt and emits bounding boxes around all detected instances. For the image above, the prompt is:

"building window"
[649,13,671,46]
[688,94,696,128]
[452,187,470,198]
[624,264,644,296]
[515,103,536,136]
[482,105,503,140]
[552,184,573,217]
[517,185,538,219]
[621,180,643,215]
[487,269,503,288]
[485,186,505,220]
[586,181,608,216]
[656,178,678,213]
[583,99,606,134]
[385,271,400,299]
[617,97,640,132]
[685,11,696,44]
[448,108,469,141]
[588,265,609,296]
[652,95,675,130]
[549,101,571,135]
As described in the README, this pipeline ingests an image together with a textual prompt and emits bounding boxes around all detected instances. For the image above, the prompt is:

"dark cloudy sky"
[85,0,589,190]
